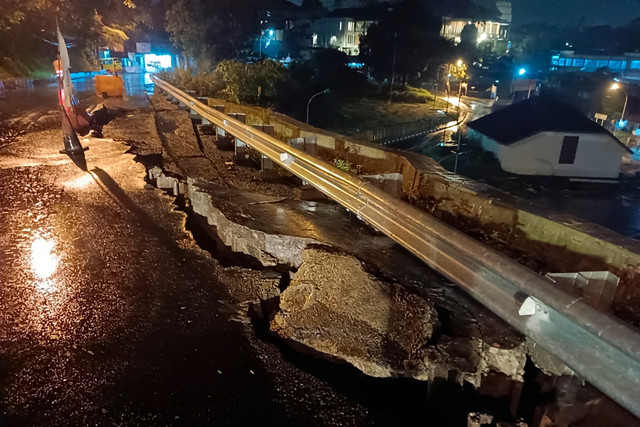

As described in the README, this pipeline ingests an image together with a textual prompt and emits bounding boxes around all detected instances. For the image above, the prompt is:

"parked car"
[99,58,123,74]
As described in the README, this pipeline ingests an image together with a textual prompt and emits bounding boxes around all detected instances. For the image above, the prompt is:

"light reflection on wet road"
[0,78,442,426]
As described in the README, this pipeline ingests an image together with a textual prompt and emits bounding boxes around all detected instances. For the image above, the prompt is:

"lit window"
[584,59,596,69]
[631,60,640,70]
[572,59,584,67]
[596,59,608,68]
[559,58,566,66]
[609,60,622,69]
[347,21,354,31]
[339,22,342,30]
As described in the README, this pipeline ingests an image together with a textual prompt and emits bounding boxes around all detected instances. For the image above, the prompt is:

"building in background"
[441,17,510,45]
[440,0,511,52]
[100,40,180,74]
[310,6,386,56]
[468,97,631,179]
[551,51,640,81]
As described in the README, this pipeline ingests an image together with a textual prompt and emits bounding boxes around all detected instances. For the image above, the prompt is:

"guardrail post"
[229,113,252,165]
[200,117,214,135]
[253,125,277,176]
[189,108,201,123]
[288,136,317,157]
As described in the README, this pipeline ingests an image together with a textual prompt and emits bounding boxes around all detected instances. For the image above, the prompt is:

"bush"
[214,59,286,105]
[388,86,435,103]
[156,68,224,97]
[333,158,353,173]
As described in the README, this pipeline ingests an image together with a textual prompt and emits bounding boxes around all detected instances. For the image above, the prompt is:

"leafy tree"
[359,0,452,84]
[458,22,479,62]
[0,0,151,76]
[215,59,286,105]
[165,0,260,67]
[460,23,478,46]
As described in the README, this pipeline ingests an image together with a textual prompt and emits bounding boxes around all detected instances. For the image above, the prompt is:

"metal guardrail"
[152,76,640,417]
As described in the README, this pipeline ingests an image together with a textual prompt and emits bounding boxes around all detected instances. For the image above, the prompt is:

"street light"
[306,89,329,124]
[610,82,629,127]
[259,28,274,58]
[453,58,466,174]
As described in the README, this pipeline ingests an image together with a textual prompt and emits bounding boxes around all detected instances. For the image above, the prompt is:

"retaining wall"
[204,96,640,311]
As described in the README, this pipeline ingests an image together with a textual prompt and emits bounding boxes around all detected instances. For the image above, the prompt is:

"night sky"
[512,0,640,27]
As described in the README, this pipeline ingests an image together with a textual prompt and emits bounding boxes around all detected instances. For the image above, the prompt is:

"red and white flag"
[56,24,73,108]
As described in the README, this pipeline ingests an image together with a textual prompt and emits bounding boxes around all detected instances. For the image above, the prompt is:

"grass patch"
[329,97,454,137]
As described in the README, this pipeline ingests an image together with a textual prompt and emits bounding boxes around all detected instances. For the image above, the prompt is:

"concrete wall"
[206,96,640,306]
[498,132,626,178]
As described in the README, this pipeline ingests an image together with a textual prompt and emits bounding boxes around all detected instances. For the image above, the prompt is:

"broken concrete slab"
[271,247,437,378]
[270,247,527,384]
[188,178,321,268]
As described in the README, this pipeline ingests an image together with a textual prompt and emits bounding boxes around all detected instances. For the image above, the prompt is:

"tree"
[0,0,151,76]
[459,23,477,46]
[359,0,452,84]
[457,23,480,62]
[166,0,260,67]
[215,59,286,105]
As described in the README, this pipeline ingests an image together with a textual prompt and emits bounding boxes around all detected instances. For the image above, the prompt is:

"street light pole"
[610,82,629,126]
[454,85,464,174]
[388,32,398,105]
[306,89,329,124]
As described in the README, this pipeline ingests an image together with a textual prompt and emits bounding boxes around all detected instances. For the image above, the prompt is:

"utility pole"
[388,32,397,105]
[454,80,464,173]
[454,125,462,173]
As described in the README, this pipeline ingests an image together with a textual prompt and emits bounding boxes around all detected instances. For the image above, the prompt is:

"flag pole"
[55,21,87,155]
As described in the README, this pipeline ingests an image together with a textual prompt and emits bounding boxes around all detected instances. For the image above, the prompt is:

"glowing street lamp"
[518,68,526,76]
[456,59,463,67]
[610,82,628,126]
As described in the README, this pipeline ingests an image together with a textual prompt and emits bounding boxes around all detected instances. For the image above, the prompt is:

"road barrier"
[152,76,640,417]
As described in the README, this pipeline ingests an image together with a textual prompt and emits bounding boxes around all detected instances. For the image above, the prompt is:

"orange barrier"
[95,75,124,97]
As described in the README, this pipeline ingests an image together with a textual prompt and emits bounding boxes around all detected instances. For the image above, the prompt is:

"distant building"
[287,0,397,10]
[440,17,510,45]
[468,97,632,179]
[310,6,386,56]
[551,51,640,81]
[440,1,511,50]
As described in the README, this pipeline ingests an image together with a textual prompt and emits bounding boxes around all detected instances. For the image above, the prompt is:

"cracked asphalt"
[0,76,451,426]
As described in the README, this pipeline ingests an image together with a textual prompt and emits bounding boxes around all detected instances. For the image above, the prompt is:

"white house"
[467,97,632,179]
[310,6,386,56]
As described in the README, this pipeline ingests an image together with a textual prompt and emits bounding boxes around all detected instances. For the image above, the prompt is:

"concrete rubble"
[188,178,320,268]
[270,246,527,384]
[143,90,529,388]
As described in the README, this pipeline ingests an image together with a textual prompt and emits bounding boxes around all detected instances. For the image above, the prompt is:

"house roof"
[467,97,632,153]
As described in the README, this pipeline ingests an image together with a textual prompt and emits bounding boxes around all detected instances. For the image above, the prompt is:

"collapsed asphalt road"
[0,85,487,426]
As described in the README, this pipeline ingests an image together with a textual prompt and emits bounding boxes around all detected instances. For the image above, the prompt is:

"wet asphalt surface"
[0,76,478,426]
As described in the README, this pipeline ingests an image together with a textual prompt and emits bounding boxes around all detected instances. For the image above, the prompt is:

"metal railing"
[152,76,640,417]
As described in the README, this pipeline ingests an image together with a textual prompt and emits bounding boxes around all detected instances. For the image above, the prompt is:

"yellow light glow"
[611,83,620,90]
[63,173,94,189]
[31,237,59,280]
[457,59,463,67]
